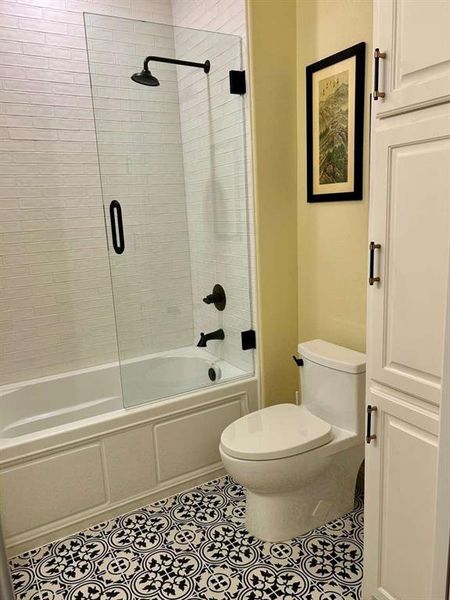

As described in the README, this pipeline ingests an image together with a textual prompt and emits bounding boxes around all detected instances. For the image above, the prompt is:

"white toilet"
[220,339,366,542]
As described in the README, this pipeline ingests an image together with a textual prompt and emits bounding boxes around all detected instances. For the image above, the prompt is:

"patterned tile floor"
[10,476,363,600]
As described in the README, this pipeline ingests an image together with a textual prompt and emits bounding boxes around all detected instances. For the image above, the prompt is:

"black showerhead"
[131,69,160,86]
[131,56,210,88]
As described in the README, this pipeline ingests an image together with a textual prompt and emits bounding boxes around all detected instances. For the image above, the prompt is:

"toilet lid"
[220,404,333,461]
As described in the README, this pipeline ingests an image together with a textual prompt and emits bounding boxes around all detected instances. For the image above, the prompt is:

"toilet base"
[244,448,362,542]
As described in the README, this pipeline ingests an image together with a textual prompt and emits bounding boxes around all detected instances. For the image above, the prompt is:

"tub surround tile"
[0,0,256,386]
[10,476,363,599]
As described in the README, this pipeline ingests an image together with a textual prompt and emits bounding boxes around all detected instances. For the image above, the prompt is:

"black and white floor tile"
[10,476,364,600]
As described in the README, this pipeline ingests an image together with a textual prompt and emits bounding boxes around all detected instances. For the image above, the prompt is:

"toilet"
[220,339,366,542]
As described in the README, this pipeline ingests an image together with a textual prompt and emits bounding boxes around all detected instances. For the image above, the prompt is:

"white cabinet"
[373,0,450,119]
[368,106,450,406]
[364,386,439,600]
[365,2,450,598]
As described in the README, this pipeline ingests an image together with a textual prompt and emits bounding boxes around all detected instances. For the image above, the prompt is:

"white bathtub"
[0,347,258,557]
[0,347,244,438]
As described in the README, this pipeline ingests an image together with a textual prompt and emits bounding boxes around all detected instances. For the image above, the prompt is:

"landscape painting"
[319,70,349,185]
[306,43,365,202]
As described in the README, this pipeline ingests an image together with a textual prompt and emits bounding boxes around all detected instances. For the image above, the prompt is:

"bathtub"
[0,347,258,557]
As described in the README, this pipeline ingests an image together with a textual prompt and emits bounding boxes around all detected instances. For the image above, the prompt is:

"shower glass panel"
[84,15,254,408]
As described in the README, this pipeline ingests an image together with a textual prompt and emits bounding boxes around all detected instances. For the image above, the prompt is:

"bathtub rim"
[0,345,253,441]
[0,375,258,464]
[0,345,246,395]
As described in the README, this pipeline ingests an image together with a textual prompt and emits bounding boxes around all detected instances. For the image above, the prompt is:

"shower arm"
[143,55,210,74]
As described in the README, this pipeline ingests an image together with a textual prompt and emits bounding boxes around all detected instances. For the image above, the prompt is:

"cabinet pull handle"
[369,241,381,285]
[109,200,125,255]
[366,405,378,444]
[373,48,386,100]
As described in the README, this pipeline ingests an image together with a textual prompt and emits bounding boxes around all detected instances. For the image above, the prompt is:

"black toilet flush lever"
[202,284,226,311]
[292,355,304,367]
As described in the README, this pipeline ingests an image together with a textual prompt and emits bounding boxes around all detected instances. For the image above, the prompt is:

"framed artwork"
[306,42,366,203]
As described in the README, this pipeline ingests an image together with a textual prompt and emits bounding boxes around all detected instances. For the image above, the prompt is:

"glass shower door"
[85,14,254,407]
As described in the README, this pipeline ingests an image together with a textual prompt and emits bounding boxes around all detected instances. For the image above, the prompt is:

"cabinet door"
[367,105,450,406]
[373,0,450,119]
[364,385,439,600]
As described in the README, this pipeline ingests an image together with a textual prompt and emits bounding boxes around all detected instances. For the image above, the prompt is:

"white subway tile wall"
[172,25,252,372]
[171,0,255,374]
[0,0,254,386]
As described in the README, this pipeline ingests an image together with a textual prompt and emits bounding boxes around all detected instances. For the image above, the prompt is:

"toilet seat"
[220,404,333,461]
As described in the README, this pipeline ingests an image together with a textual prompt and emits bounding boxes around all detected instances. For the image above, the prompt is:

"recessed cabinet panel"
[368,107,450,405]
[0,445,107,537]
[154,397,245,482]
[364,388,439,600]
[374,0,450,118]
[399,2,449,80]
[103,424,157,502]
[386,139,449,380]
[380,416,437,599]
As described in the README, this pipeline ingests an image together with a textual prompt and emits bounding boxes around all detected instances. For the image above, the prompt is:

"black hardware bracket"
[292,355,304,367]
[229,70,246,95]
[241,329,256,350]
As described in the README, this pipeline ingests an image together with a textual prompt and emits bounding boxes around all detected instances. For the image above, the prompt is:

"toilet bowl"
[220,339,366,542]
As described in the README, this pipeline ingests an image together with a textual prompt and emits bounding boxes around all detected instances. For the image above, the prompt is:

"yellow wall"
[247,0,372,407]
[247,0,299,406]
[297,0,372,353]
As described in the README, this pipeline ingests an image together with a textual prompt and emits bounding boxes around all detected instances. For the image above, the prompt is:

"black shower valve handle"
[203,293,219,305]
[202,284,226,311]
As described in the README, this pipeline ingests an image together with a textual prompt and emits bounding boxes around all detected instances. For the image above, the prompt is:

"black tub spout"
[197,329,225,347]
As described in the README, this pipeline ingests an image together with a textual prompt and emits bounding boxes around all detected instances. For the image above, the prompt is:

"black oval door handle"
[109,200,125,255]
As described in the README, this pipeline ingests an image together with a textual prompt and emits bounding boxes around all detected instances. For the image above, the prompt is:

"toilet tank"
[299,339,366,435]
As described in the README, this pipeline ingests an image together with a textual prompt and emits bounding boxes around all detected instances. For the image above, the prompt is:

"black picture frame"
[306,42,365,203]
